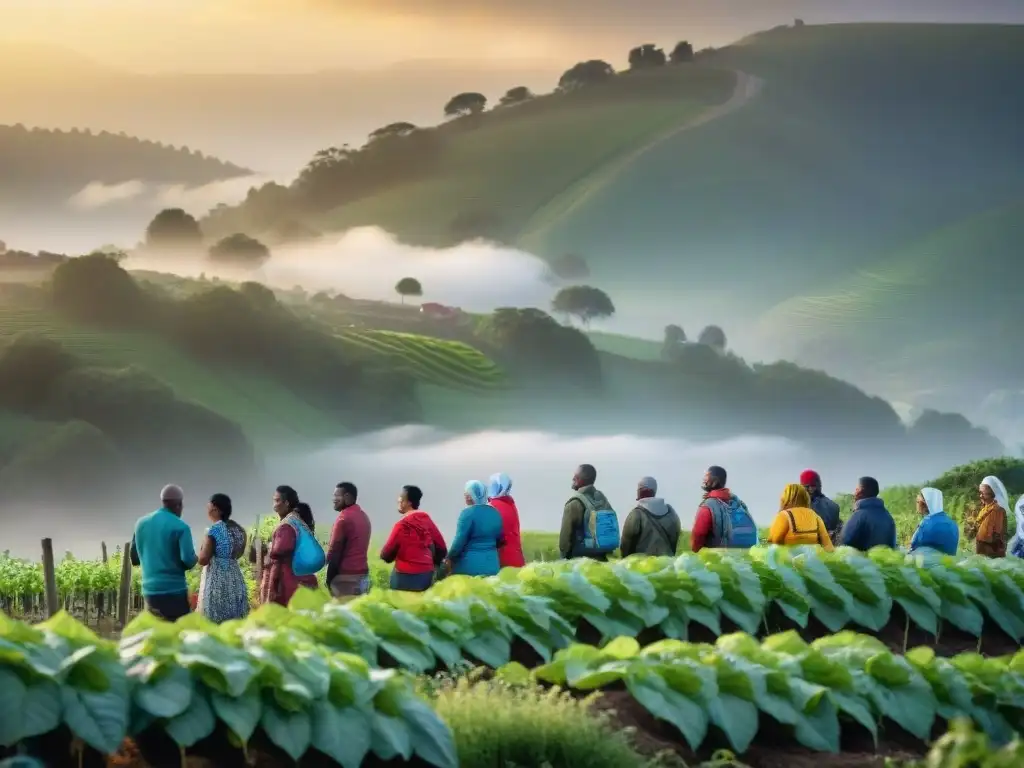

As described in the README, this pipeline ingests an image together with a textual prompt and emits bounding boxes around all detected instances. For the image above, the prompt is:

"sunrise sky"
[4,0,1024,74]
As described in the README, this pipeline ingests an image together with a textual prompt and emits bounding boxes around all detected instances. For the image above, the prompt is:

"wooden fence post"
[101,542,108,564]
[117,540,132,627]
[41,538,59,618]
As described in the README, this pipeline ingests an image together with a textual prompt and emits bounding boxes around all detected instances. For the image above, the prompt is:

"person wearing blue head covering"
[909,487,959,556]
[488,472,525,568]
[444,480,505,577]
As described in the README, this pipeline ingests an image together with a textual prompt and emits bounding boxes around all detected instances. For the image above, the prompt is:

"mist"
[2,426,867,560]
[67,175,271,214]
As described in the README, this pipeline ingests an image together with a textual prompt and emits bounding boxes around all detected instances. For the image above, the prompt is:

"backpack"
[286,517,326,577]
[705,496,757,548]
[572,491,620,554]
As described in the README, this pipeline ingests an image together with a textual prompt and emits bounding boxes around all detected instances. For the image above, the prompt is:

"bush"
[50,252,150,327]
[0,334,76,411]
[930,458,1024,498]
[208,233,271,266]
[427,678,671,768]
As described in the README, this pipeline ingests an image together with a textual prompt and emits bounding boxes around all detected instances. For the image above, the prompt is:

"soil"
[593,691,928,768]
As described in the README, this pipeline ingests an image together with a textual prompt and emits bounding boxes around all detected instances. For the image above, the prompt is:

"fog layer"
[3,425,932,560]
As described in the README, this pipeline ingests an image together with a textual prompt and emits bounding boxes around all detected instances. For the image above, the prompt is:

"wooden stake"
[253,516,264,586]
[101,542,108,564]
[41,538,59,618]
[117,540,132,627]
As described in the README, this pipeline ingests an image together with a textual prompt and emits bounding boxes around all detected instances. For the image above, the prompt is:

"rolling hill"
[253,22,1023,426]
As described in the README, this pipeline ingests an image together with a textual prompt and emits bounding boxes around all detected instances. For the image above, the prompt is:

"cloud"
[66,175,269,214]
[124,226,559,313]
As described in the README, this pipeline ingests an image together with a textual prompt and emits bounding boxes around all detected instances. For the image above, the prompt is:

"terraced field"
[0,307,339,444]
[335,328,505,392]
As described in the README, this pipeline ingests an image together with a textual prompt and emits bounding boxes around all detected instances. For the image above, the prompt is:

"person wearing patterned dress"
[197,493,250,623]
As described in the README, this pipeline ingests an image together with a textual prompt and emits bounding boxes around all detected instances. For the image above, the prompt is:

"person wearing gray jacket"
[620,476,681,557]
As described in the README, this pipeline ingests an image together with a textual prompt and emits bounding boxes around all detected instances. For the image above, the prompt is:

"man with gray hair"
[620,476,681,557]
[130,484,198,621]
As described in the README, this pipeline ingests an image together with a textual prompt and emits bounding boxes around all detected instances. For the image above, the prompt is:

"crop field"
[0,306,339,444]
[335,328,505,392]
[2,549,1024,768]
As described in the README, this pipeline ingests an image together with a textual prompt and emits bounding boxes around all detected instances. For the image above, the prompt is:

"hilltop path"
[517,69,764,250]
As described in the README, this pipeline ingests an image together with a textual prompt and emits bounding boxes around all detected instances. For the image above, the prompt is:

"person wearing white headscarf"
[487,472,525,568]
[444,480,505,576]
[909,487,959,556]
[972,475,1009,558]
[1009,496,1024,559]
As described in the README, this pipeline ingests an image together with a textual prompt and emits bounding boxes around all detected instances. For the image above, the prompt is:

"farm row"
[334,328,504,392]
[6,546,1024,657]
[2,585,1022,767]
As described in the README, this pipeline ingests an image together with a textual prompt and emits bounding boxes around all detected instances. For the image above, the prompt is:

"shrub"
[50,252,149,327]
[0,334,76,411]
[207,233,271,266]
[145,208,203,249]
[930,458,1024,498]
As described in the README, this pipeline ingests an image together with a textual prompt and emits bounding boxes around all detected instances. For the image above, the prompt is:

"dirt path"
[518,69,764,249]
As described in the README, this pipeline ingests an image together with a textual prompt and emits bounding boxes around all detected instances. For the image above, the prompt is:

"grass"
[588,330,664,361]
[314,66,736,246]
[425,676,684,768]
[335,328,505,392]
[0,306,339,446]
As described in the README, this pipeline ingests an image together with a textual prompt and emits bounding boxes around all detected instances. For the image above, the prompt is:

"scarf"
[780,483,811,510]
[920,487,943,515]
[981,475,1010,513]
[487,472,513,499]
[465,480,488,506]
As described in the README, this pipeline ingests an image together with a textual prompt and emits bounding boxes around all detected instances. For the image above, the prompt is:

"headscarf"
[780,483,811,510]
[487,472,512,499]
[981,475,1010,512]
[919,487,943,516]
[799,470,820,486]
[465,480,488,506]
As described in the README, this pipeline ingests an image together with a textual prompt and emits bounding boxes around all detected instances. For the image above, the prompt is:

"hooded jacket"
[380,510,448,575]
[768,484,834,550]
[489,496,526,567]
[448,503,505,576]
[559,485,613,560]
[909,487,959,556]
[620,497,681,557]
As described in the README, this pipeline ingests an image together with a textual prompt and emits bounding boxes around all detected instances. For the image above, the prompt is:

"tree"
[444,92,487,118]
[208,233,271,266]
[697,324,727,351]
[145,208,202,249]
[794,18,806,27]
[0,334,77,411]
[498,86,534,107]
[395,277,422,304]
[367,122,418,143]
[670,41,695,64]
[628,44,667,69]
[550,253,590,280]
[661,324,687,362]
[51,252,147,327]
[551,285,615,327]
[558,60,615,91]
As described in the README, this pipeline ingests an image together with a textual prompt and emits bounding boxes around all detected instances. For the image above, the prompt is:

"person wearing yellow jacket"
[768,483,835,550]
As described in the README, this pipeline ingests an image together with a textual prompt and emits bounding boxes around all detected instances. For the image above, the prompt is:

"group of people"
[128,466,1024,624]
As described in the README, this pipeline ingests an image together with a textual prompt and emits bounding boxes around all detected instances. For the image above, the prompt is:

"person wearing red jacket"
[691,465,740,552]
[380,485,448,592]
[487,472,526,568]
[325,482,372,599]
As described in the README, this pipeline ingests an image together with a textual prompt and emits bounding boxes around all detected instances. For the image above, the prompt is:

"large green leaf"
[211,688,262,743]
[19,680,62,741]
[401,698,459,768]
[61,681,129,755]
[0,668,26,746]
[164,684,216,748]
[709,693,760,753]
[133,664,193,719]
[260,701,312,761]
[627,672,709,751]
[370,713,413,761]
[311,703,371,768]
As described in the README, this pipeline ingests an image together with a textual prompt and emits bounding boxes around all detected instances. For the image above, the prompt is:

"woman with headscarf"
[1009,496,1024,559]
[767,483,834,551]
[971,476,1009,558]
[445,480,505,577]
[487,472,526,568]
[909,487,959,556]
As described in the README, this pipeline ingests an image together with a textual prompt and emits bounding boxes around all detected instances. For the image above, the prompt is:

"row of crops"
[335,328,505,392]
[2,549,1024,766]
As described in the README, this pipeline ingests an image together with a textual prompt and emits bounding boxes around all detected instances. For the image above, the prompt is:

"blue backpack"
[572,492,620,555]
[286,517,326,577]
[706,496,757,548]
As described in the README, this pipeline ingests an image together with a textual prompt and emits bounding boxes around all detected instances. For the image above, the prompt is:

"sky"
[3,0,1023,74]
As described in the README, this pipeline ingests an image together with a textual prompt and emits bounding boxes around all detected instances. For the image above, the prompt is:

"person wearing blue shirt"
[129,484,198,621]
[444,480,505,577]
[909,487,960,556]
[839,476,897,551]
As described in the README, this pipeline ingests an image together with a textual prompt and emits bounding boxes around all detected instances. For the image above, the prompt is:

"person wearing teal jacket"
[445,480,505,577]
[130,484,198,621]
